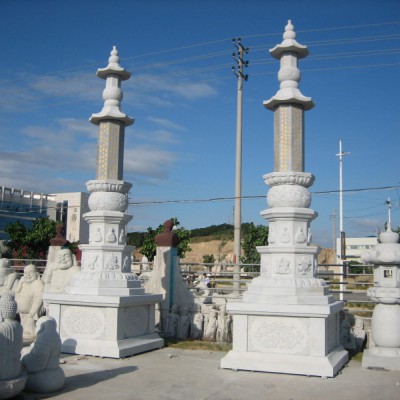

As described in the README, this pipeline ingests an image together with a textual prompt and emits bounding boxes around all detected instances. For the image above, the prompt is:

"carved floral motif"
[267,184,311,208]
[88,191,128,212]
[249,318,308,354]
[297,256,312,275]
[264,172,314,188]
[86,180,132,194]
[62,307,106,339]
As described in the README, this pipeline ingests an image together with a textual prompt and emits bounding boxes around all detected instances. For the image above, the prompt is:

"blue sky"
[1,0,400,247]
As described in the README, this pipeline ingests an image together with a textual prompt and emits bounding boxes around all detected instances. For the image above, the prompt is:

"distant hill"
[127,222,259,247]
[129,222,334,265]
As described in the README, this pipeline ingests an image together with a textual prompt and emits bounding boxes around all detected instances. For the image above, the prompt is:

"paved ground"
[18,348,400,400]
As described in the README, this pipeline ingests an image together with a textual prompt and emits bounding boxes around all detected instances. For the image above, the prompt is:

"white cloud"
[146,116,186,131]
[29,73,99,102]
[124,146,178,181]
[133,129,179,144]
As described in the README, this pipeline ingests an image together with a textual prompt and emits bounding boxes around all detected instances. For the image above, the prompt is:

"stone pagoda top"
[269,20,309,59]
[264,20,314,111]
[90,46,134,126]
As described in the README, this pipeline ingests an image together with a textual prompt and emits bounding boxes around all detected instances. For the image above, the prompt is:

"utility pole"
[232,37,249,296]
[331,209,337,260]
[386,198,392,229]
[336,139,350,301]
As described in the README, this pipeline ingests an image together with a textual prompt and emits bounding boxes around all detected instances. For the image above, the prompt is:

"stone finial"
[283,20,295,40]
[97,46,131,81]
[90,46,134,126]
[264,20,314,110]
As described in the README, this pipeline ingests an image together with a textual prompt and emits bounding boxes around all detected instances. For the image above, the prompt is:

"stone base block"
[45,292,163,359]
[62,333,164,358]
[362,348,400,371]
[220,300,348,377]
[220,347,348,377]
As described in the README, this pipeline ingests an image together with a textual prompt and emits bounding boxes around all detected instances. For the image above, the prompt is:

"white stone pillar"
[43,47,163,358]
[220,21,348,377]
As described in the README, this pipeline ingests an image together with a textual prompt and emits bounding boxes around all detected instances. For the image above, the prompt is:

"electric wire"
[2,184,398,215]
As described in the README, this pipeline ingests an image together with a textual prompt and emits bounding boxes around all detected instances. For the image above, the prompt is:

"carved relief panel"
[248,316,310,355]
[61,306,106,339]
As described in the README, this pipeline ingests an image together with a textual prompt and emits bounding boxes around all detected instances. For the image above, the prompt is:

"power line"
[2,24,400,87]
[241,21,400,39]
[1,185,399,218]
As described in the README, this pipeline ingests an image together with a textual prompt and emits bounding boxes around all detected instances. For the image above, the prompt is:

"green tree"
[240,223,269,271]
[5,217,57,259]
[4,220,29,258]
[140,218,191,261]
[203,254,215,264]
[26,217,57,258]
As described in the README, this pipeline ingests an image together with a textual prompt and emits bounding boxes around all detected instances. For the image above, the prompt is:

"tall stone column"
[220,21,348,377]
[44,47,163,358]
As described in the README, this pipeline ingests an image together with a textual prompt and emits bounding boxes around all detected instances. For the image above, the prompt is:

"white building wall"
[51,192,89,244]
[336,236,378,263]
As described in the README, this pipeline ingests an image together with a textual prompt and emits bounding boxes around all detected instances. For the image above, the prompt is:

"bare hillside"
[135,238,334,265]
[181,239,234,263]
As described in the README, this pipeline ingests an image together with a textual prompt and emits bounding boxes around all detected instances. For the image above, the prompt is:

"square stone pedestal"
[362,345,400,371]
[220,302,348,377]
[44,292,164,358]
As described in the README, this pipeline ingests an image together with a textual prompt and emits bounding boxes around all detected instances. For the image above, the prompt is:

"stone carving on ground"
[165,305,179,338]
[195,281,213,304]
[165,303,231,343]
[14,264,44,339]
[339,311,366,353]
[21,316,65,393]
[0,259,19,297]
[352,316,366,352]
[177,307,191,340]
[0,294,26,399]
[190,307,204,340]
[216,305,227,342]
[43,248,80,293]
[203,308,218,341]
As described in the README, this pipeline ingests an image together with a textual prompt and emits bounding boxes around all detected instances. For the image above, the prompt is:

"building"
[0,186,58,241]
[50,192,89,244]
[336,236,378,263]
[0,186,89,244]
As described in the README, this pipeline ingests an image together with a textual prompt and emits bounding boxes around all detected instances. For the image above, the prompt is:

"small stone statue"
[14,264,44,339]
[216,305,227,342]
[44,248,80,293]
[203,309,218,341]
[0,294,26,399]
[352,316,366,352]
[21,316,65,393]
[0,258,19,297]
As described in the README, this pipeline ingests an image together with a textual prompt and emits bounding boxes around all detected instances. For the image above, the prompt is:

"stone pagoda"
[220,21,348,377]
[361,200,400,370]
[44,47,163,358]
